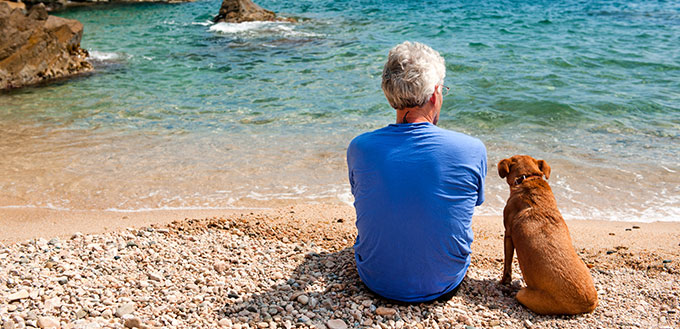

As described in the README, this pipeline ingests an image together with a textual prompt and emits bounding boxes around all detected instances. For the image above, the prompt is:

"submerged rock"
[0,2,92,90]
[214,0,295,23]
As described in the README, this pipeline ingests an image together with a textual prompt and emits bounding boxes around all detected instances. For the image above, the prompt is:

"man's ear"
[429,88,437,104]
[498,159,511,178]
[537,160,551,180]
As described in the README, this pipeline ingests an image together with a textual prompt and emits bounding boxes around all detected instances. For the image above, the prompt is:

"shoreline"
[2,204,680,250]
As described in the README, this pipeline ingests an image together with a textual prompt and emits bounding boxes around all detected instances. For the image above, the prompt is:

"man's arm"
[475,144,488,206]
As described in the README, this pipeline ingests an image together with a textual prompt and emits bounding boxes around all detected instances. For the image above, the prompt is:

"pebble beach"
[1,205,678,329]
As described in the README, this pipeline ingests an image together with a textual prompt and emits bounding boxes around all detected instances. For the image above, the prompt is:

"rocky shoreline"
[4,0,194,12]
[1,206,678,329]
[0,2,92,90]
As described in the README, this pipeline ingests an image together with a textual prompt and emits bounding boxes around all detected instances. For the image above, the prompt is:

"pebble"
[115,302,136,317]
[218,318,232,327]
[7,290,29,302]
[326,319,347,329]
[297,295,309,305]
[147,272,162,281]
[375,307,396,316]
[124,317,144,328]
[0,215,675,329]
[36,317,59,329]
[76,309,88,319]
[101,309,113,319]
[214,261,229,273]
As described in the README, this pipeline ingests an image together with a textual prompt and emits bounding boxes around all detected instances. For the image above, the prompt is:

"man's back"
[347,122,487,302]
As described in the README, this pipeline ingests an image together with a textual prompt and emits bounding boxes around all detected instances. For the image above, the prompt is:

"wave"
[87,50,132,63]
[103,205,270,212]
[209,21,322,38]
[163,19,213,27]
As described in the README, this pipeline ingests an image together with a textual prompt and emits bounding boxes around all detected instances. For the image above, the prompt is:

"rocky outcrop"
[11,0,193,12]
[21,0,66,11]
[0,2,92,90]
[214,0,295,23]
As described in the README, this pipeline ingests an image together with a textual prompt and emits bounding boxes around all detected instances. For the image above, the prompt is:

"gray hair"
[381,41,446,110]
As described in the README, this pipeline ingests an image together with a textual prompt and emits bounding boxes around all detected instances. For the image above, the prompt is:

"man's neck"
[395,106,436,124]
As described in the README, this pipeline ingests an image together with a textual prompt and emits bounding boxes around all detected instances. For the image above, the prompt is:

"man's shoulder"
[348,126,390,149]
[431,126,486,151]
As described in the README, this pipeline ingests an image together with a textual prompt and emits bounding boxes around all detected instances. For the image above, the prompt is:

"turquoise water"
[1,0,678,221]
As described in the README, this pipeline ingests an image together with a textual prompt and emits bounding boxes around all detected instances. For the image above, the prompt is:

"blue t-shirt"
[347,122,487,302]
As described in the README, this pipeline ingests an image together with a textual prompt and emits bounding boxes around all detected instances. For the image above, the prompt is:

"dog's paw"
[500,276,511,286]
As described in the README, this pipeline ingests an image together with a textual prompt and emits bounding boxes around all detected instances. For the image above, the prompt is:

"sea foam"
[209,21,280,34]
[88,50,125,62]
[209,21,321,38]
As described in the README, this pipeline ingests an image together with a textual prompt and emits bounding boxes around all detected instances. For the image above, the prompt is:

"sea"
[1,0,678,222]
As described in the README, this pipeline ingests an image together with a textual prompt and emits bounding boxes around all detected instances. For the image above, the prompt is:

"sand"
[1,204,679,328]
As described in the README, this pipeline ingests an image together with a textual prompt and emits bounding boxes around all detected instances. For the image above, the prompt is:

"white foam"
[337,188,354,207]
[88,50,122,61]
[0,204,71,211]
[103,205,270,213]
[209,21,322,38]
[191,21,213,26]
[209,21,279,33]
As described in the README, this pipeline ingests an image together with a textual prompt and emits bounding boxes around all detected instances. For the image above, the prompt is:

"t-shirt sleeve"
[475,143,488,206]
[347,140,356,195]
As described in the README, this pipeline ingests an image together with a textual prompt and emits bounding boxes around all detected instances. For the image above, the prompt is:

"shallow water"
[1,0,678,221]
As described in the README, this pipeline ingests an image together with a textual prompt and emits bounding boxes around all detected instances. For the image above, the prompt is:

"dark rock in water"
[0,2,92,90]
[17,0,194,12]
[21,0,67,11]
[214,0,295,23]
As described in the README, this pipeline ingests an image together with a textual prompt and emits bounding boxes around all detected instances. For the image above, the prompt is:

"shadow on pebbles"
[0,214,678,329]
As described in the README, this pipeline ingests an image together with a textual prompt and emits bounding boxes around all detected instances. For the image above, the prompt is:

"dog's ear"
[498,159,511,178]
[537,160,551,180]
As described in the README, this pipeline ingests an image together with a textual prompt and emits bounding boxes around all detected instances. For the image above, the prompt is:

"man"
[346,41,487,303]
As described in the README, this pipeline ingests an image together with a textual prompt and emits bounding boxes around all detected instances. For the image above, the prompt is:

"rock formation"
[214,0,295,23]
[0,2,92,90]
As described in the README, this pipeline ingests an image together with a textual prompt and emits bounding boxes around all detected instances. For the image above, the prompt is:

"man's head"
[382,41,446,111]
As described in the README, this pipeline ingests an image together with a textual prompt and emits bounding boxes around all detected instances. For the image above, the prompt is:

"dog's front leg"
[500,233,514,285]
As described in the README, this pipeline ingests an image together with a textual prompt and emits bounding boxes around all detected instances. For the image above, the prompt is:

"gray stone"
[297,295,309,305]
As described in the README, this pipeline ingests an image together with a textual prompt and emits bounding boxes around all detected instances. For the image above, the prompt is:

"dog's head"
[498,155,551,185]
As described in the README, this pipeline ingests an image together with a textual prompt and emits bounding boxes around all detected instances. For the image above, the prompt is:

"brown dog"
[498,155,597,315]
